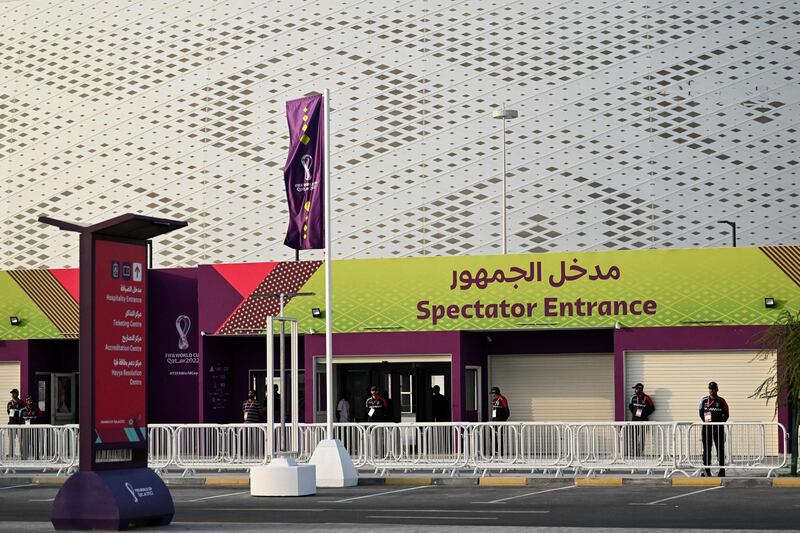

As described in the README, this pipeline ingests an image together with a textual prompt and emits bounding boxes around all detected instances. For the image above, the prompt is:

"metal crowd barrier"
[0,421,790,477]
[366,423,470,475]
[572,422,676,476]
[471,422,572,475]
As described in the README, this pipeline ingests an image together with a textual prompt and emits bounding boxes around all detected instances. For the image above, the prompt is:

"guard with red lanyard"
[366,386,388,422]
[490,386,509,422]
[699,381,729,477]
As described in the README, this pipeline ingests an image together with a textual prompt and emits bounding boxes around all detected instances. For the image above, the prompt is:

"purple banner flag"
[283,93,325,250]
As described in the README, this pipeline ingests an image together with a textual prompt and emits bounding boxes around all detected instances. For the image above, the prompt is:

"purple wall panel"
[148,269,199,423]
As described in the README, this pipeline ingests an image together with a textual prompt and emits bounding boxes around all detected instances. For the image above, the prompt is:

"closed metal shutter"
[624,351,776,422]
[625,351,778,452]
[0,362,21,406]
[489,354,614,421]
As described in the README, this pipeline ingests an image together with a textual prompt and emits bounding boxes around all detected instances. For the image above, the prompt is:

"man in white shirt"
[336,391,351,423]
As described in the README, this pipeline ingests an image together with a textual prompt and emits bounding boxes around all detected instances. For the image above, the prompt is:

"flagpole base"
[307,438,358,487]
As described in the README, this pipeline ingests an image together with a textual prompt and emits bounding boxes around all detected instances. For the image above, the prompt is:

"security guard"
[699,381,729,477]
[7,389,24,425]
[628,383,655,457]
[490,386,509,422]
[366,386,388,422]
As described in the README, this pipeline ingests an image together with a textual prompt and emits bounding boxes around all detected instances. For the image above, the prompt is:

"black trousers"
[627,424,646,457]
[702,425,725,472]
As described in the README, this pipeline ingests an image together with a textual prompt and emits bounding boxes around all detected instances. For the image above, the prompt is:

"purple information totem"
[40,214,186,531]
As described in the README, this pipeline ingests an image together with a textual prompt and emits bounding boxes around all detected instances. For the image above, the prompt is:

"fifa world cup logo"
[176,315,191,350]
[300,154,313,182]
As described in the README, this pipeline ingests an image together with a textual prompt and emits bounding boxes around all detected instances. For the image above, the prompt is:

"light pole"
[492,106,518,254]
[718,220,737,247]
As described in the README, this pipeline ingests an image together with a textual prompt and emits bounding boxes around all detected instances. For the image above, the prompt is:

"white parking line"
[331,485,432,503]
[29,498,55,502]
[206,508,548,514]
[476,484,577,504]
[0,484,35,490]
[182,490,249,503]
[637,485,724,505]
[368,516,497,521]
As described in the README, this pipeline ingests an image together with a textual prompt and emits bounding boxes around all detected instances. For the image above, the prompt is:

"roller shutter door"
[489,354,614,421]
[0,362,21,406]
[625,351,778,452]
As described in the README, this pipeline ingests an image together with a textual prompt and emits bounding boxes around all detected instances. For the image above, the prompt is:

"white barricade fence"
[573,422,674,475]
[173,424,229,472]
[471,423,520,467]
[0,424,70,472]
[2,421,793,477]
[674,422,787,476]
[366,423,470,473]
[470,423,572,474]
[148,424,174,471]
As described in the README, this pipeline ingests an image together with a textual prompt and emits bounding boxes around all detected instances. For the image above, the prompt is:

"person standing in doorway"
[431,385,450,422]
[242,389,264,423]
[699,381,729,477]
[628,383,655,457]
[365,386,388,422]
[21,396,43,425]
[336,391,351,423]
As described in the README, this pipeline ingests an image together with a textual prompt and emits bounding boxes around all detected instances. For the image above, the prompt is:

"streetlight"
[718,220,737,247]
[492,106,518,254]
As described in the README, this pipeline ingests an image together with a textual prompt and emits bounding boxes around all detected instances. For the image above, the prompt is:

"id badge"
[368,408,375,417]
[635,408,643,418]
[24,420,30,425]
[8,409,12,417]
[492,408,497,419]
[704,411,712,423]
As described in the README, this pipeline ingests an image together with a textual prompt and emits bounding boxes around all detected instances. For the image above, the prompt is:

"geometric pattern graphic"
[6,269,79,337]
[1,0,799,270]
[217,260,322,334]
[760,245,800,288]
[211,262,278,298]
[0,271,64,339]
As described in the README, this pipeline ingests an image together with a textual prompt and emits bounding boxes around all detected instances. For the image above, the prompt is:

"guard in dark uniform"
[628,383,655,456]
[699,381,729,477]
[366,386,388,422]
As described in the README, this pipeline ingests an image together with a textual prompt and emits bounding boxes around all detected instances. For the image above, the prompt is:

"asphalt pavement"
[0,482,799,531]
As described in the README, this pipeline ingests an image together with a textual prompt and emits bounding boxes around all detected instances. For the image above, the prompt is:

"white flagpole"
[323,88,333,441]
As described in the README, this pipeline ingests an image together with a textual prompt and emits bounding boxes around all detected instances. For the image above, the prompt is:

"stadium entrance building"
[1,246,798,428]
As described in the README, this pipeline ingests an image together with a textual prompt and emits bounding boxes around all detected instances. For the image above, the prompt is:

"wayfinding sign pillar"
[41,213,187,531]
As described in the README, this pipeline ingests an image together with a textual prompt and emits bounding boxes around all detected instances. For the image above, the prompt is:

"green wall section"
[284,247,800,333]
[0,272,61,339]
[2,247,798,339]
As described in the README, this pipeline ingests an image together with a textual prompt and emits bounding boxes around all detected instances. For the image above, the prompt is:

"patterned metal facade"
[1,0,798,269]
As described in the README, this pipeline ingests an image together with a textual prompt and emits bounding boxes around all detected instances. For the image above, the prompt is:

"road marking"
[476,484,577,504]
[0,484,35,490]
[331,484,432,503]
[638,485,724,505]
[205,508,548,514]
[208,508,329,512]
[29,498,55,502]
[182,490,249,503]
[367,516,497,521]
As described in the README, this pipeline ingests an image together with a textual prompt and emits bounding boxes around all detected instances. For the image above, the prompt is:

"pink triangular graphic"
[50,269,80,302]
[211,262,278,298]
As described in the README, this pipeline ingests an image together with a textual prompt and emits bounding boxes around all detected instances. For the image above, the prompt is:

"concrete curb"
[672,477,722,487]
[575,477,623,487]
